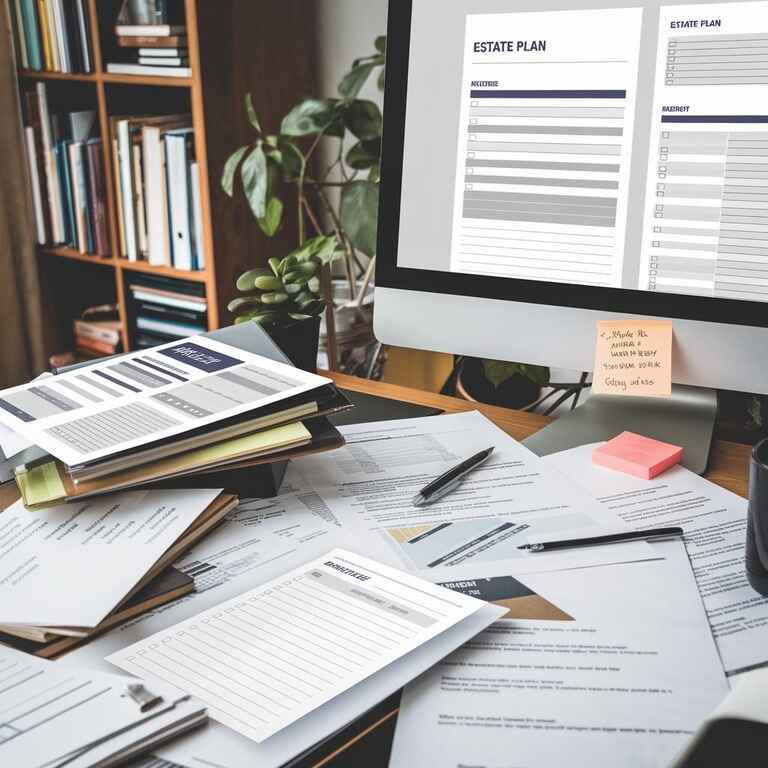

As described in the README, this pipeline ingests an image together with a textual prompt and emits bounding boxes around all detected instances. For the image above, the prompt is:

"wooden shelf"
[119,261,208,283]
[38,245,116,266]
[13,0,315,359]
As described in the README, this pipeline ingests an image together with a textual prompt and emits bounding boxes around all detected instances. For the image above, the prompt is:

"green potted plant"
[456,358,551,409]
[221,38,385,372]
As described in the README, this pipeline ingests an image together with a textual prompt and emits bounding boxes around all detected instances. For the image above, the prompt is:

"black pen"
[412,446,495,507]
[518,526,685,553]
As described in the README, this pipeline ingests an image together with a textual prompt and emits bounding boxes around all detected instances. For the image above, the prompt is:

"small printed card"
[592,319,673,398]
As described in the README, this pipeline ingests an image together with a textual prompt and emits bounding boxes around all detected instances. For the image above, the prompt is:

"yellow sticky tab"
[592,319,673,398]
[16,461,67,508]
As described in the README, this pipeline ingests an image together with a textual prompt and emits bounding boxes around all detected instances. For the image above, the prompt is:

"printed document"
[290,411,656,574]
[0,488,220,629]
[0,645,205,768]
[391,542,728,768]
[545,443,768,677]
[107,549,491,744]
[0,335,328,466]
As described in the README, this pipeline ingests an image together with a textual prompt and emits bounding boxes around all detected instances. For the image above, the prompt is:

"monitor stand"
[523,385,718,475]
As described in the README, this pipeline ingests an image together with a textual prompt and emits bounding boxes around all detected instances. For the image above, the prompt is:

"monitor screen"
[380,0,768,326]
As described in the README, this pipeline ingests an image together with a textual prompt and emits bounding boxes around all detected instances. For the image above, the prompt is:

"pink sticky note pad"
[592,432,683,479]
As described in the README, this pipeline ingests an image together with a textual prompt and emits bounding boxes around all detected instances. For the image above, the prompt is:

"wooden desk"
[0,374,753,768]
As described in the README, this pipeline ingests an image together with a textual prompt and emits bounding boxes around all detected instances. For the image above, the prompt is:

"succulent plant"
[228,235,341,327]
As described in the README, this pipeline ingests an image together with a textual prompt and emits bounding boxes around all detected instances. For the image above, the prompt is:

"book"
[116,24,186,36]
[138,56,189,66]
[13,0,29,69]
[24,127,46,244]
[117,34,187,47]
[68,141,89,252]
[136,315,206,337]
[165,128,194,269]
[106,62,191,77]
[138,46,187,56]
[85,138,110,255]
[133,142,148,256]
[129,286,207,312]
[74,317,122,345]
[35,83,64,242]
[190,160,205,269]
[75,336,120,356]
[68,108,97,141]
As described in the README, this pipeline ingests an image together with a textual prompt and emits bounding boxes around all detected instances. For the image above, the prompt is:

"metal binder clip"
[126,683,164,712]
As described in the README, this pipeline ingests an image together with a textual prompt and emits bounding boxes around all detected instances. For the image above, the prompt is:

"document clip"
[126,683,163,712]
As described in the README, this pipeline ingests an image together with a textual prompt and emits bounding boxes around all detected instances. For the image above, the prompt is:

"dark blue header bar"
[470,89,627,99]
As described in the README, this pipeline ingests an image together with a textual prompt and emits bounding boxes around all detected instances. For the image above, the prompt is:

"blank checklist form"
[107,549,485,743]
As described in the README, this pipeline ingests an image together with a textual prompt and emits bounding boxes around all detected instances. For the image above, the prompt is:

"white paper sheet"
[107,549,495,744]
[0,422,33,459]
[0,645,205,768]
[390,542,728,768]
[0,488,221,629]
[289,411,656,575]
[0,336,328,466]
[545,443,767,677]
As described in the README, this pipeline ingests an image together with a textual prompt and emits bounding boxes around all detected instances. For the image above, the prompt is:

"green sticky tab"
[16,462,67,507]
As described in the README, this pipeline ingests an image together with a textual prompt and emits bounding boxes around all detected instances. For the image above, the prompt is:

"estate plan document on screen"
[391,542,728,768]
[0,335,328,467]
[290,412,656,575]
[107,549,492,744]
[450,7,642,286]
[639,1,768,298]
[545,443,768,678]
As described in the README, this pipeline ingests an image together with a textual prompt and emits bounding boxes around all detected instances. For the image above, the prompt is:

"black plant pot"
[456,357,541,409]
[265,316,321,373]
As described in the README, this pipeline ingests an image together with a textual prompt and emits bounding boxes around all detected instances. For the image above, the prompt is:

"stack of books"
[23,83,110,255]
[73,304,122,358]
[11,0,93,73]
[107,0,189,77]
[128,274,208,345]
[112,115,204,269]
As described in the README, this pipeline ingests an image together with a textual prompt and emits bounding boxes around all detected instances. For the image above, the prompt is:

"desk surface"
[0,373,753,768]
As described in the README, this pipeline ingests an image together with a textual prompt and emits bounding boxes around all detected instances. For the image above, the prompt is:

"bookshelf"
[10,0,316,359]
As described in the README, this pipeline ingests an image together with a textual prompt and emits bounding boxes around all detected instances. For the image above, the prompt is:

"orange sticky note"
[592,319,673,398]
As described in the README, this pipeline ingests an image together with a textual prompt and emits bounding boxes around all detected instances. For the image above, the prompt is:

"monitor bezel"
[376,0,768,329]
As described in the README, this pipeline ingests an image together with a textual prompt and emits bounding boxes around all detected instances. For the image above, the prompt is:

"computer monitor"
[375,0,768,468]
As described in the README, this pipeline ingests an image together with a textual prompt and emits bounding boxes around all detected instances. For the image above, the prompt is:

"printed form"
[640,1,768,298]
[107,550,488,744]
[450,8,642,286]
[546,442,768,677]
[0,336,328,467]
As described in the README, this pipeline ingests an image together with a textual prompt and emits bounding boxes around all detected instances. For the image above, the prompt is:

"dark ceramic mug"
[746,437,768,596]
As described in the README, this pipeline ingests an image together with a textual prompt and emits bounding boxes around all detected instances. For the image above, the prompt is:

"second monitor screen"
[397,0,768,303]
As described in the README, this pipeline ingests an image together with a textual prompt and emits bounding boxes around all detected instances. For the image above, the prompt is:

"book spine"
[68,142,86,252]
[132,143,148,257]
[13,0,29,69]
[61,0,82,73]
[56,141,75,245]
[165,133,192,270]
[37,0,52,70]
[117,121,138,261]
[75,336,118,355]
[73,0,91,72]
[36,83,64,242]
[21,0,43,70]
[45,0,59,70]
[111,136,127,257]
[73,320,120,344]
[24,127,46,244]
[86,141,109,256]
[190,161,205,270]
[142,127,170,267]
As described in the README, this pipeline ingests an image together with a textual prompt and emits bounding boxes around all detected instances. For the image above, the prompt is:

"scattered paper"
[592,319,673,397]
[0,422,33,459]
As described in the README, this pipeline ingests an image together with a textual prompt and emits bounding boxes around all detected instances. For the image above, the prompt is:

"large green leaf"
[221,145,248,196]
[375,35,386,54]
[258,196,283,237]
[245,93,261,132]
[340,180,379,256]
[253,275,283,291]
[236,268,271,292]
[377,68,385,92]
[281,99,337,136]
[346,138,381,170]
[240,143,268,219]
[482,360,551,388]
[343,100,382,141]
[338,63,375,100]
[278,138,304,179]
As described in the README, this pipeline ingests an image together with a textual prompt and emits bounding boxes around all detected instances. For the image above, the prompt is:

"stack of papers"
[0,334,350,508]
[0,489,237,644]
[0,645,207,768]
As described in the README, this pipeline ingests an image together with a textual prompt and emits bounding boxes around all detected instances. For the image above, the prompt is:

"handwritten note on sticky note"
[592,319,673,397]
